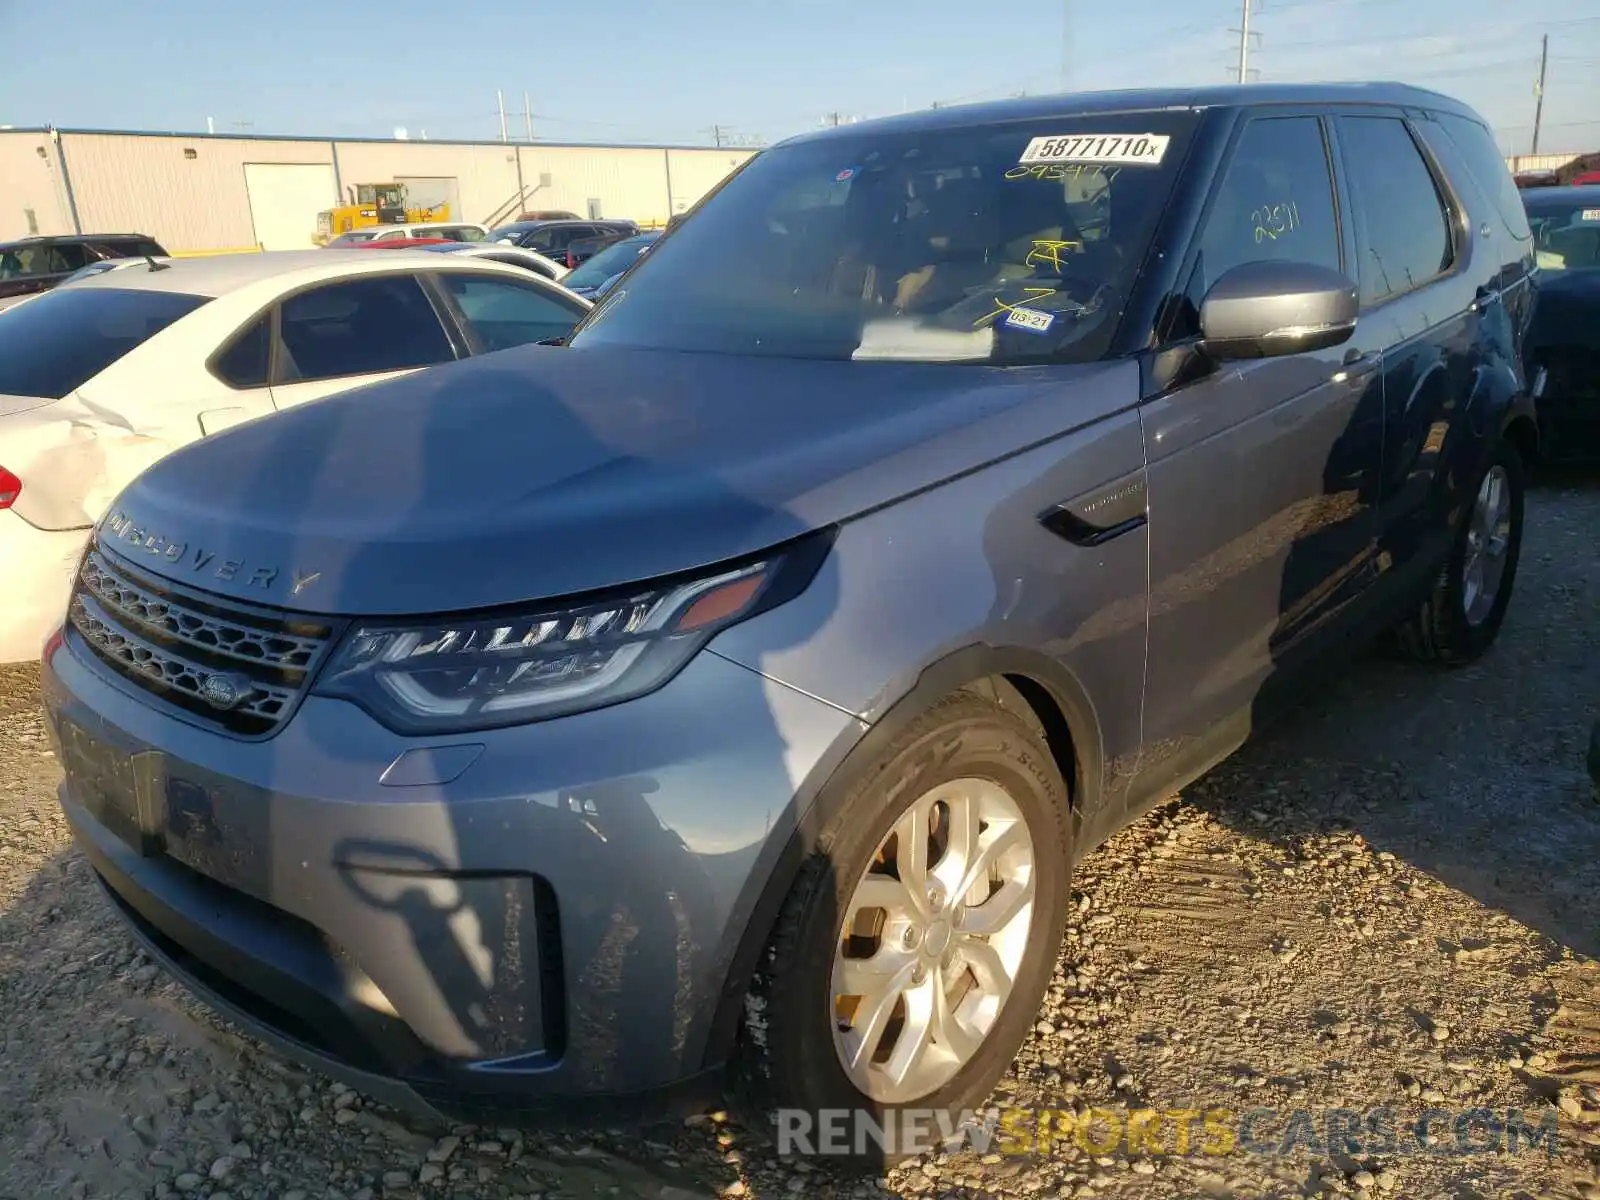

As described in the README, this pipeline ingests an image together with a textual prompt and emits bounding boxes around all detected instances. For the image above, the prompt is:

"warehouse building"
[0,126,757,252]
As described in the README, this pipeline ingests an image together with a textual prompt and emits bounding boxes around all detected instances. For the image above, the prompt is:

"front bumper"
[44,624,856,1121]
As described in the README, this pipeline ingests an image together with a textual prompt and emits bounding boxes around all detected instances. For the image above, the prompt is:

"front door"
[1132,110,1385,805]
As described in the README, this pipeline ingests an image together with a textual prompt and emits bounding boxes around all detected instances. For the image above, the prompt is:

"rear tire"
[1396,438,1525,666]
[735,693,1072,1168]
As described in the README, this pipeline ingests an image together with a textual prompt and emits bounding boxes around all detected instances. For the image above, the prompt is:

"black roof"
[0,232,159,249]
[783,81,1480,145]
[1523,184,1600,211]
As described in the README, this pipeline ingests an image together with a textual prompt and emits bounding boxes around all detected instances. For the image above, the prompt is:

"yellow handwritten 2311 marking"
[975,286,1056,328]
[1026,239,1083,271]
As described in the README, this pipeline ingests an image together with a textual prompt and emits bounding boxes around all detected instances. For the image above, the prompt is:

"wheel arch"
[1501,408,1539,466]
[699,643,1102,1072]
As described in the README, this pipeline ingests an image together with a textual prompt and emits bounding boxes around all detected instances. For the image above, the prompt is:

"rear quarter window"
[0,287,209,399]
[1425,114,1533,245]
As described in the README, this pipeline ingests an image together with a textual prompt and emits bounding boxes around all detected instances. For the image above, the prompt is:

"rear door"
[1331,112,1476,592]
[1134,109,1386,802]
[267,273,460,409]
[202,311,277,435]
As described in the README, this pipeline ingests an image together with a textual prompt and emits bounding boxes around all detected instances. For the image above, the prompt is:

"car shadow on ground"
[1197,483,1600,967]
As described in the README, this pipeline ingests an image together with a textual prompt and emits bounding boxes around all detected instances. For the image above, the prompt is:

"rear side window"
[437,274,586,352]
[1337,116,1454,306]
[0,287,209,398]
[1427,114,1533,245]
[1181,116,1343,329]
[276,275,453,383]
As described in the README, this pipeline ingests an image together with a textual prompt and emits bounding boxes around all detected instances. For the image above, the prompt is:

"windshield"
[1527,200,1600,271]
[328,230,381,245]
[0,286,209,399]
[564,235,657,289]
[571,113,1196,363]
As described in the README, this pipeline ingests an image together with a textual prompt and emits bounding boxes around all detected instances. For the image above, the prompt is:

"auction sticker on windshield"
[1019,134,1170,166]
[1582,209,1600,222]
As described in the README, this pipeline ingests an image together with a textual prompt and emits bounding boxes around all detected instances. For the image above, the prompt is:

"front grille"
[68,548,338,736]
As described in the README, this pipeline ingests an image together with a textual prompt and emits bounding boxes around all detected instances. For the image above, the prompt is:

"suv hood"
[100,345,1132,615]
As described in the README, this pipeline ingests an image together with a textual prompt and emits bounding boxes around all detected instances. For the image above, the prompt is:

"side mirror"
[1198,260,1358,361]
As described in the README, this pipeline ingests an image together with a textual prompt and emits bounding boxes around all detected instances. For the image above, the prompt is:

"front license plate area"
[56,715,167,857]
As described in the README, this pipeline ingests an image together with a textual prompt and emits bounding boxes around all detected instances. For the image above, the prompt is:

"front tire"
[1397,437,1526,666]
[741,693,1072,1165]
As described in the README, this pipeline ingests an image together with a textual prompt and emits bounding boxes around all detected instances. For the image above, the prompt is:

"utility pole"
[524,92,534,142]
[712,124,724,147]
[497,90,508,143]
[1235,0,1253,84]
[1532,33,1549,154]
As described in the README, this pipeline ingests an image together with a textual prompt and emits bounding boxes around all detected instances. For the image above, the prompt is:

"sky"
[0,0,1596,156]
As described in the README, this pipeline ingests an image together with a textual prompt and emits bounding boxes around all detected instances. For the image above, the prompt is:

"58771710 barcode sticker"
[1018,133,1170,166]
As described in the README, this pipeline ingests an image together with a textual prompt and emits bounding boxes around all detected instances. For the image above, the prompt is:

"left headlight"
[312,537,828,734]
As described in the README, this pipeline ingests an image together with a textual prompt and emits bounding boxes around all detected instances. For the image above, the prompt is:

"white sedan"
[0,248,591,663]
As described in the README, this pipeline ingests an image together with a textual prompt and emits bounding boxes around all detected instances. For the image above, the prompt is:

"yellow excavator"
[314,183,452,244]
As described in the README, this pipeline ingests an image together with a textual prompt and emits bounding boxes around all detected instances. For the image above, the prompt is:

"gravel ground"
[3,482,1599,1200]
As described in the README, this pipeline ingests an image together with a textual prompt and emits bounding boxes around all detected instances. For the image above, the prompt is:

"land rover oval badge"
[199,672,251,711]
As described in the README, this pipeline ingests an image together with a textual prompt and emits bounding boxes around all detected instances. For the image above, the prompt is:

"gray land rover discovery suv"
[45,83,1537,1141]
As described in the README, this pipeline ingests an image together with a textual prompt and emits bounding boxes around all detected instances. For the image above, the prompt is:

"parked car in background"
[1,249,589,663]
[486,218,639,261]
[558,230,632,270]
[58,256,176,286]
[324,222,488,247]
[1571,170,1600,187]
[559,232,659,297]
[1523,185,1600,459]
[351,237,571,281]
[0,233,168,311]
[41,84,1537,1148]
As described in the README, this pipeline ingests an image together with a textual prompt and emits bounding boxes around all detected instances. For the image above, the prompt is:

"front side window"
[276,275,453,382]
[437,274,587,352]
[1177,115,1342,336]
[0,244,80,279]
[1338,116,1454,306]
[572,114,1198,363]
[0,287,209,398]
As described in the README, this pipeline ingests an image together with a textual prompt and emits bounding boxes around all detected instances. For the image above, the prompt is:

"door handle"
[1337,348,1379,381]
